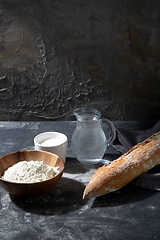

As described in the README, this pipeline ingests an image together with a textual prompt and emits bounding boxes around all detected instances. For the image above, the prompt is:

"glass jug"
[71,108,116,165]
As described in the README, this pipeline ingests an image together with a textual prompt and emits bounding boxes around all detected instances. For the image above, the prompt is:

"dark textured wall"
[0,0,160,121]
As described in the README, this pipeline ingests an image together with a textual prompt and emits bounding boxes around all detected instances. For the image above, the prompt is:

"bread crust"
[83,131,160,199]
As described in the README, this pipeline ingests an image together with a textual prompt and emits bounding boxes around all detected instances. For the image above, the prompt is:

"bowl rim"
[0,149,65,185]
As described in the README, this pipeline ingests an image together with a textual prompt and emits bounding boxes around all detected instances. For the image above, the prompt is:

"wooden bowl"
[0,150,64,197]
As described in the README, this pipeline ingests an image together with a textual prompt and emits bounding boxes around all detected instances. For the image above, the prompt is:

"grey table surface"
[0,120,159,240]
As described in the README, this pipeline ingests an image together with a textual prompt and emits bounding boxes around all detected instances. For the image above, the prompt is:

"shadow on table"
[10,177,88,215]
[64,155,120,175]
[91,183,157,208]
[65,157,101,174]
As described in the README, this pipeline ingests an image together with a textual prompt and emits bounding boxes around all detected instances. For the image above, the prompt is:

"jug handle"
[102,119,116,146]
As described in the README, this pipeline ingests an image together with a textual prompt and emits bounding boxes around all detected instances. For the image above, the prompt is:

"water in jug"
[71,108,116,165]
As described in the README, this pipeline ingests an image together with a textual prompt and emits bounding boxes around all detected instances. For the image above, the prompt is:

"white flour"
[2,160,59,183]
[41,138,63,146]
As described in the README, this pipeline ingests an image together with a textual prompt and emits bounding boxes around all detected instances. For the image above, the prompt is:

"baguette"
[83,131,160,199]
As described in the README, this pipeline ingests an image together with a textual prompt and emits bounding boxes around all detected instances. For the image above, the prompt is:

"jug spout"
[73,108,101,122]
[73,108,80,120]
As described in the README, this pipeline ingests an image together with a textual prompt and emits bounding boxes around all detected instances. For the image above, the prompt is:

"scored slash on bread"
[83,131,160,199]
